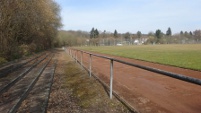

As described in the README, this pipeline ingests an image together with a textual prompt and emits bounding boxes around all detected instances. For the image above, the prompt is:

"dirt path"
[75,50,201,113]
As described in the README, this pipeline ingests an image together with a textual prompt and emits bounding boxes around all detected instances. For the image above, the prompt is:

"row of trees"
[87,27,201,45]
[0,0,62,61]
[57,27,201,47]
[149,28,201,44]
[90,27,172,39]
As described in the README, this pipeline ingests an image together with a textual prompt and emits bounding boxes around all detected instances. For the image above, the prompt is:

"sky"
[55,0,201,34]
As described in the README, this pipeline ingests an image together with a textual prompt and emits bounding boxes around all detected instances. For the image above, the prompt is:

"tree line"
[87,27,201,45]
[148,28,200,44]
[0,0,62,62]
[57,27,201,46]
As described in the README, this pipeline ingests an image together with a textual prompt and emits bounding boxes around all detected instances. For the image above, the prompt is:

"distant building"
[116,43,123,46]
[134,37,148,45]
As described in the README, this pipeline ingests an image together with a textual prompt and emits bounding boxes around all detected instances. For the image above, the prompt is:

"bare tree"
[194,30,201,42]
[0,0,62,60]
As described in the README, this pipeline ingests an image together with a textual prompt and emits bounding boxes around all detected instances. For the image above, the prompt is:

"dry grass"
[64,61,131,113]
[48,49,131,113]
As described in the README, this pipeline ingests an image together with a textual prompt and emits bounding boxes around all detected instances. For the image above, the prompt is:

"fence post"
[89,54,92,77]
[71,49,72,57]
[110,59,114,99]
[74,50,76,60]
[76,50,77,63]
[72,49,73,58]
[71,49,73,58]
[72,50,75,59]
[81,51,83,67]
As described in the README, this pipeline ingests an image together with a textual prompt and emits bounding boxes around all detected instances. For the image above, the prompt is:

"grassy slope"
[76,44,201,71]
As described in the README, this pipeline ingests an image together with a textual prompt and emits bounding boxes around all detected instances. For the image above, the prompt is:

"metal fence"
[66,47,201,99]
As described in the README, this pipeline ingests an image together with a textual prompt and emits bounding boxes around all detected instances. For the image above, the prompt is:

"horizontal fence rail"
[67,48,201,99]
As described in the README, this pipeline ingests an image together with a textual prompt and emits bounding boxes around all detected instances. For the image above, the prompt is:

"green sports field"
[75,44,201,71]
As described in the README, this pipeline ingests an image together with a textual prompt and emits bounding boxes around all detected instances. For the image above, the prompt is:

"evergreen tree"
[180,31,184,35]
[166,27,172,36]
[90,27,95,38]
[94,29,99,38]
[90,28,99,38]
[189,31,193,35]
[114,29,118,38]
[137,31,142,38]
[155,29,163,41]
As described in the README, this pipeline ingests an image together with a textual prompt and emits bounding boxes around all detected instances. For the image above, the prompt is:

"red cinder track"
[76,50,201,113]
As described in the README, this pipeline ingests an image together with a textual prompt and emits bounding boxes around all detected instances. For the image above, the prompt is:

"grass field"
[75,44,201,71]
